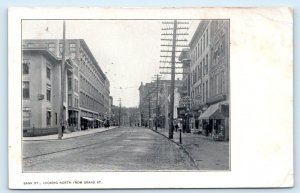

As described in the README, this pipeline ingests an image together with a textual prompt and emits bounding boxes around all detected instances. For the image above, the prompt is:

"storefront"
[94,118,103,128]
[81,116,94,130]
[68,110,79,131]
[199,101,229,141]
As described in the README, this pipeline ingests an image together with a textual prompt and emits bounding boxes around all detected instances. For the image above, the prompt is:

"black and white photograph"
[21,19,230,172]
[8,7,293,189]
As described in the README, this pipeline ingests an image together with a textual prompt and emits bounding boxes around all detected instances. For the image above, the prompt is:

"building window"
[59,43,63,53]
[203,58,206,75]
[75,97,78,108]
[68,77,72,91]
[46,66,51,79]
[47,85,51,101]
[23,81,30,99]
[23,107,31,127]
[198,62,201,79]
[48,43,55,53]
[74,79,78,92]
[199,85,202,102]
[55,112,58,125]
[222,70,225,93]
[204,54,209,75]
[210,77,214,96]
[206,80,208,99]
[47,110,51,126]
[68,94,72,106]
[27,43,34,48]
[23,59,29,74]
[203,34,206,49]
[200,39,203,54]
[70,43,76,52]
[206,29,209,47]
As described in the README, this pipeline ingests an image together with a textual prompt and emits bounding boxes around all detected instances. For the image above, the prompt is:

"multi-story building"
[22,39,110,136]
[159,80,183,129]
[139,79,183,128]
[187,20,230,140]
[139,82,156,127]
[22,47,72,136]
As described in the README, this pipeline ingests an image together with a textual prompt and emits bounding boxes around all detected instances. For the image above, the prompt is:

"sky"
[22,20,199,107]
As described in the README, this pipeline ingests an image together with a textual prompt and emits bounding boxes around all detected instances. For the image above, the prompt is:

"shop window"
[23,81,30,99]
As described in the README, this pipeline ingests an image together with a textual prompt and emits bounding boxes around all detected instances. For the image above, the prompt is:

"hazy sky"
[22,20,199,107]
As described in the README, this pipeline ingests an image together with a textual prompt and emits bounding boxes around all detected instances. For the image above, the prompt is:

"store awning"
[95,118,103,122]
[82,116,94,121]
[199,102,225,120]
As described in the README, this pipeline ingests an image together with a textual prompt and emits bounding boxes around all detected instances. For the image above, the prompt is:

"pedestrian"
[205,122,209,136]
[175,122,178,132]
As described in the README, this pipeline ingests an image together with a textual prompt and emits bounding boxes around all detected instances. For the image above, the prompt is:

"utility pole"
[118,98,122,127]
[58,20,66,140]
[159,20,189,139]
[153,74,161,131]
[168,20,177,139]
[148,89,151,129]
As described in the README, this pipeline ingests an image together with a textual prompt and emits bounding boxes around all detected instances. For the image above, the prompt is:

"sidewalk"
[23,126,118,141]
[151,127,229,170]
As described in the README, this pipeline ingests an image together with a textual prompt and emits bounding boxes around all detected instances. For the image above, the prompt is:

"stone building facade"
[22,39,110,136]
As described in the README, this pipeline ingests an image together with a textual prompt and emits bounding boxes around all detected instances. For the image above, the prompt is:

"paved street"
[23,127,197,172]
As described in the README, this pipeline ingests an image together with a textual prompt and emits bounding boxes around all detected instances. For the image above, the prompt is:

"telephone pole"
[58,20,66,140]
[159,20,189,139]
[153,74,162,130]
[148,89,151,129]
[118,98,122,127]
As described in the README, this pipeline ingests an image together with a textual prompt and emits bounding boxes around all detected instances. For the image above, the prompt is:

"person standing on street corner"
[174,119,178,132]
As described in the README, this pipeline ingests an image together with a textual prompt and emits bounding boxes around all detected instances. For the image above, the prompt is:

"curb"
[149,128,199,170]
[23,126,118,142]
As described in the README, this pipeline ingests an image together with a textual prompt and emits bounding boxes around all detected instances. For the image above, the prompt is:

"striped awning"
[199,102,226,120]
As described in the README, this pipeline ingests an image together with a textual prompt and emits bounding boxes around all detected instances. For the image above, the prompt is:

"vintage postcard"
[8,7,293,189]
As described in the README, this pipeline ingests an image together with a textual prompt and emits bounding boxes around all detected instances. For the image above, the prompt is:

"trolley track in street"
[23,128,132,168]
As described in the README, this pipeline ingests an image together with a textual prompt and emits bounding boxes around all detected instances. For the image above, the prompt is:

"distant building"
[22,39,110,136]
[139,79,183,128]
[159,80,183,129]
[108,96,113,120]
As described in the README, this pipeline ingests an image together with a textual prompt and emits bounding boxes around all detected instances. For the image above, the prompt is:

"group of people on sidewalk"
[140,118,225,141]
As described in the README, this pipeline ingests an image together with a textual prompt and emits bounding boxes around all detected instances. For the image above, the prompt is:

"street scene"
[22,19,230,171]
